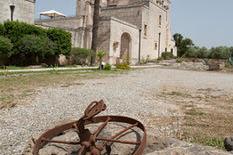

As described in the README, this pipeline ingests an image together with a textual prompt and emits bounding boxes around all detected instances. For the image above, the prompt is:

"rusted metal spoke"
[96,138,140,145]
[110,123,138,140]
[101,122,138,147]
[32,100,147,155]
[93,117,111,137]
[41,138,80,145]
[78,145,86,155]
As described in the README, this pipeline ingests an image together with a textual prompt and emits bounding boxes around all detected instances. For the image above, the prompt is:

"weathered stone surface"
[224,137,233,152]
[0,0,35,24]
[146,137,232,155]
[24,133,232,155]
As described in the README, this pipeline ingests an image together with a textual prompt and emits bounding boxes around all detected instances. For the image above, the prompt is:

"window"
[144,25,147,36]
[155,43,158,50]
[159,15,162,26]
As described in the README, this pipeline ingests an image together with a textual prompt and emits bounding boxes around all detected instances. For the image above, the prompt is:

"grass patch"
[0,69,127,109]
[157,87,233,150]
[188,136,225,149]
[185,108,205,116]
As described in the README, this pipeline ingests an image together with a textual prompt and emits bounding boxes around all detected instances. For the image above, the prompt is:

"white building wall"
[0,0,35,24]
[109,18,139,64]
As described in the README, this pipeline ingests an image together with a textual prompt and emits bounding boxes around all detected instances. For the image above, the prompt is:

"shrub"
[0,36,13,55]
[0,36,13,65]
[209,46,231,59]
[47,28,71,56]
[140,55,151,64]
[97,50,106,69]
[185,47,210,59]
[185,47,199,58]
[97,51,106,60]
[161,52,174,60]
[13,35,56,65]
[70,48,92,65]
[0,24,5,36]
[104,63,112,70]
[4,21,47,44]
[116,63,130,70]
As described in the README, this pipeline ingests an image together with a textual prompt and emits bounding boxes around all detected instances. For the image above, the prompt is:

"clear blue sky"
[35,0,233,48]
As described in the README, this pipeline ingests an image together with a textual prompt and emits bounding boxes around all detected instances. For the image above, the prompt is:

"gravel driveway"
[1,68,233,155]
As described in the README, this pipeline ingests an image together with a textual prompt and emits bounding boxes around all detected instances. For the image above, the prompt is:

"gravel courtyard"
[0,68,233,155]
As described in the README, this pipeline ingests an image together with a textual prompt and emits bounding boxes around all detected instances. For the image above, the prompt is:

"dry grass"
[157,86,233,149]
[0,70,126,109]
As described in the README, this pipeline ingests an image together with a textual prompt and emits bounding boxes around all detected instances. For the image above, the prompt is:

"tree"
[91,0,101,66]
[173,33,194,57]
[173,33,183,48]
[14,35,56,65]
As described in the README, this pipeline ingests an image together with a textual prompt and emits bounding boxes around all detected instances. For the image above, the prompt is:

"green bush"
[185,46,231,59]
[0,24,5,36]
[0,21,72,66]
[13,35,56,65]
[0,36,13,65]
[4,21,47,44]
[104,63,112,70]
[116,63,130,70]
[70,48,92,65]
[161,52,174,60]
[47,28,71,56]
[185,47,199,58]
[209,46,231,59]
[0,36,13,55]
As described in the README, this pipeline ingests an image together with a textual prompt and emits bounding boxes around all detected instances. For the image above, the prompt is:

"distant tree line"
[0,21,71,66]
[173,33,233,59]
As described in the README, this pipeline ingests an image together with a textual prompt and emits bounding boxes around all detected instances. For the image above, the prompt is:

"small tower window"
[159,15,162,26]
[155,43,158,50]
[144,25,147,36]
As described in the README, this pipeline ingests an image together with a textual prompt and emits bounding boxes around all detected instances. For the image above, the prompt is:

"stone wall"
[35,17,83,29]
[98,17,139,64]
[35,17,88,48]
[140,0,176,59]
[101,4,143,27]
[0,0,35,24]
[101,1,176,60]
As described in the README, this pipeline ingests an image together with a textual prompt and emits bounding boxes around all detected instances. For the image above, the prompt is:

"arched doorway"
[120,33,131,63]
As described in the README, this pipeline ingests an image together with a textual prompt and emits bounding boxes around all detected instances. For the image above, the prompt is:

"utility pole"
[91,0,100,66]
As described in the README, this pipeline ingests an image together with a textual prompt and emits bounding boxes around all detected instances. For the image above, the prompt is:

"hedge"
[0,21,72,66]
[47,28,71,56]
[12,35,57,65]
[70,48,92,65]
[0,24,5,36]
[4,21,47,44]
[0,36,13,65]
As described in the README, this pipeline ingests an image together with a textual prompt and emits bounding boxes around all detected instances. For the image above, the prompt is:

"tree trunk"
[91,0,100,66]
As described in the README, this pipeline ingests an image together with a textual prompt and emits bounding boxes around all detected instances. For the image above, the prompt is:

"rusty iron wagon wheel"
[32,100,147,155]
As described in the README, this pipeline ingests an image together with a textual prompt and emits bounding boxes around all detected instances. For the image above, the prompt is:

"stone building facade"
[39,0,176,64]
[0,0,35,24]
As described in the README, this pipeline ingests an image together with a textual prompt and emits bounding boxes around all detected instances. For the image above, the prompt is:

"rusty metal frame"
[32,100,147,155]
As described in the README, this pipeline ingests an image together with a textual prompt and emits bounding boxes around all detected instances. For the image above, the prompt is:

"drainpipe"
[138,28,142,64]
[158,32,161,57]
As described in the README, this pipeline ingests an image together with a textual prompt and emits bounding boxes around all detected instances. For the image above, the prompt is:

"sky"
[35,0,233,48]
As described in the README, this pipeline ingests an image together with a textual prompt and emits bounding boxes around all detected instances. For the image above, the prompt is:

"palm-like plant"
[97,51,106,70]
